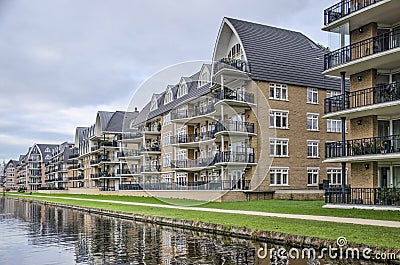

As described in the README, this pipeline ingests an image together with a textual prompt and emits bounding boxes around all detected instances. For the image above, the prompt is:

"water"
[0,197,388,265]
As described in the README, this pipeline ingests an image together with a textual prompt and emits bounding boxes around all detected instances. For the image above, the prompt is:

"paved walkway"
[10,194,400,228]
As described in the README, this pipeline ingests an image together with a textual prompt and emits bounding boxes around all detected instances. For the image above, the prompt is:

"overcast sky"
[0,0,338,161]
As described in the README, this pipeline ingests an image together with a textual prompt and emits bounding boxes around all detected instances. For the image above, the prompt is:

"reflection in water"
[0,197,382,265]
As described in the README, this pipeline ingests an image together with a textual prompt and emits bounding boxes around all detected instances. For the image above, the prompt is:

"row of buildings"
[3,1,400,203]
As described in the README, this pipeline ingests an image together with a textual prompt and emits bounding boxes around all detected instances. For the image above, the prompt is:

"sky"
[0,0,338,161]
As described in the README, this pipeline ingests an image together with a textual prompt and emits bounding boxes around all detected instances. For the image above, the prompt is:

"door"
[378,167,390,188]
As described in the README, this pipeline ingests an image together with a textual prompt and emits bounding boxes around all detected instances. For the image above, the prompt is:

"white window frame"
[307,140,319,158]
[162,132,171,147]
[307,88,319,104]
[269,138,289,157]
[327,119,342,133]
[307,167,319,186]
[269,83,288,101]
[327,168,343,186]
[162,153,171,168]
[307,113,319,131]
[269,167,289,186]
[163,113,171,126]
[177,82,188,98]
[269,110,289,129]
[326,90,341,99]
[164,89,173,105]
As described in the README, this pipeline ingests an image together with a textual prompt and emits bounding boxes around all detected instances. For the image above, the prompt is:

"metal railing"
[215,121,255,134]
[214,58,251,73]
[90,173,116,179]
[170,157,215,169]
[119,179,251,191]
[325,187,400,206]
[117,150,141,158]
[324,0,383,26]
[141,165,161,173]
[326,135,400,158]
[215,89,255,104]
[324,82,400,114]
[170,131,215,145]
[215,150,255,164]
[325,30,400,70]
[170,104,215,120]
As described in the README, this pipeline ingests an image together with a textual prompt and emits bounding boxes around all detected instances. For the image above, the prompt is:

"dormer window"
[177,82,188,98]
[45,147,50,153]
[150,96,158,111]
[164,88,173,104]
[227,43,243,59]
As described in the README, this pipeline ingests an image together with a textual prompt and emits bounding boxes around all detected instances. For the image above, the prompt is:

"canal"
[0,197,386,265]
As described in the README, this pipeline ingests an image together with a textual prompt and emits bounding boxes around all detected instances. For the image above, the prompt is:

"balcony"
[215,150,255,165]
[214,58,251,74]
[170,157,215,170]
[325,135,400,162]
[324,30,400,76]
[117,150,141,158]
[69,153,79,159]
[324,82,400,118]
[324,0,383,26]
[69,175,84,181]
[325,187,400,206]
[68,163,83,170]
[119,180,250,191]
[116,168,132,175]
[171,104,215,121]
[99,141,118,148]
[90,173,116,179]
[214,121,255,135]
[119,132,142,141]
[170,132,215,147]
[215,89,255,106]
[141,165,161,173]
[90,157,111,165]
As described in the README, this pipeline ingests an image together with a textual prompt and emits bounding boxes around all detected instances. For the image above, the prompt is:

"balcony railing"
[324,82,400,114]
[325,30,400,70]
[215,89,254,104]
[117,150,141,158]
[141,146,161,152]
[69,153,79,159]
[170,157,215,169]
[215,121,255,134]
[215,150,255,164]
[214,58,251,73]
[99,141,118,148]
[118,132,142,140]
[325,187,400,206]
[170,132,215,145]
[90,173,116,179]
[324,0,383,26]
[90,157,111,165]
[141,165,161,173]
[170,104,215,120]
[119,179,251,191]
[326,135,400,158]
[69,175,84,181]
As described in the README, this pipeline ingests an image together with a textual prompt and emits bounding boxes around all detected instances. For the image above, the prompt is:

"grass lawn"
[14,192,400,221]
[6,193,400,249]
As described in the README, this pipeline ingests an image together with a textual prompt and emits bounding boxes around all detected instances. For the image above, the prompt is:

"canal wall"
[14,197,398,262]
[36,188,323,202]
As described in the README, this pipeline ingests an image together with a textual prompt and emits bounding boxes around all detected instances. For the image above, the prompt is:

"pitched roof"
[224,17,345,90]
[97,111,114,131]
[105,111,126,133]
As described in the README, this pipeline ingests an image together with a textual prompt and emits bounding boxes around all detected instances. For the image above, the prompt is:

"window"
[307,88,318,104]
[270,110,289,129]
[176,173,187,184]
[327,119,342,133]
[162,153,171,167]
[176,149,186,161]
[177,82,188,98]
[307,113,319,131]
[326,90,341,99]
[269,83,288,101]
[164,89,173,104]
[307,140,319,158]
[227,43,243,59]
[307,168,319,186]
[150,97,158,111]
[270,167,289,186]
[162,132,171,147]
[162,173,172,183]
[270,138,289,157]
[327,168,342,186]
[163,113,171,126]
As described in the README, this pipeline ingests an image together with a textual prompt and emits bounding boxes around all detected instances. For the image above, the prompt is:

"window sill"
[307,156,320,159]
[269,98,289,102]
[306,102,319,105]
[307,129,320,132]
[270,184,290,187]
[270,127,289,130]
[307,184,319,187]
[270,155,289,158]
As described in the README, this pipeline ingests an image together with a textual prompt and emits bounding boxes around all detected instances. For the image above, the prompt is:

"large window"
[326,90,341,99]
[228,43,243,59]
[270,138,289,157]
[307,168,319,186]
[164,89,173,104]
[327,168,342,186]
[163,113,171,126]
[307,140,319,158]
[270,167,289,186]
[270,110,289,129]
[307,113,319,131]
[177,82,188,98]
[162,132,171,147]
[269,83,288,101]
[327,119,342,133]
[307,88,318,104]
[162,153,171,168]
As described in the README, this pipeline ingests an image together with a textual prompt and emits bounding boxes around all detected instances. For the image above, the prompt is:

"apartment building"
[43,142,75,190]
[323,0,400,205]
[116,17,345,199]
[72,110,139,191]
[3,160,18,190]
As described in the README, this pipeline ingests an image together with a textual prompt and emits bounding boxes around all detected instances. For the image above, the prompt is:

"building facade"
[323,0,400,204]
[3,160,18,190]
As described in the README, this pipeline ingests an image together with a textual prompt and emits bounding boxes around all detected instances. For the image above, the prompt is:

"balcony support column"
[221,74,224,98]
[340,71,347,203]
